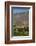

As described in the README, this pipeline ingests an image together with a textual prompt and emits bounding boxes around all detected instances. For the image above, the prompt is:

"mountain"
[13,11,29,27]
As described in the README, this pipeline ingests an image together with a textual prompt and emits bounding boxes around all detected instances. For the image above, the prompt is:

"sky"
[11,7,30,14]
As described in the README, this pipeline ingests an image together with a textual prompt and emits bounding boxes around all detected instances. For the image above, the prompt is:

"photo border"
[5,1,35,44]
[10,5,32,40]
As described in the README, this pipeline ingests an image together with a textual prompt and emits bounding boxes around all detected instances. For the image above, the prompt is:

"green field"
[12,25,29,36]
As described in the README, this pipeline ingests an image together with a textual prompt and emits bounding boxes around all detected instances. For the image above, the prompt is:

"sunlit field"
[13,25,29,36]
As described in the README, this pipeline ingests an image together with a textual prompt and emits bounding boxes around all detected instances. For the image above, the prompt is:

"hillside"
[13,11,29,28]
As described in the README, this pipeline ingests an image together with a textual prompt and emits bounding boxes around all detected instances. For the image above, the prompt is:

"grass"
[12,25,29,36]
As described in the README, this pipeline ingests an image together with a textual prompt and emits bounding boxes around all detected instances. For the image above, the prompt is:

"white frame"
[10,5,32,40]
